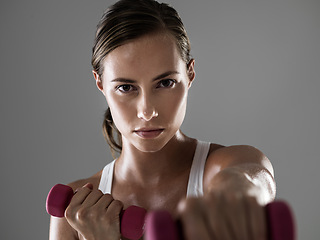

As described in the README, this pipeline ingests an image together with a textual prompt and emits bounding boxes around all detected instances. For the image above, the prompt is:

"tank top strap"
[98,159,116,194]
[186,140,211,198]
[99,140,210,197]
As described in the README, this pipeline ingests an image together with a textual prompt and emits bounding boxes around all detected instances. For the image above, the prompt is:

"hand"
[178,191,267,240]
[64,183,123,240]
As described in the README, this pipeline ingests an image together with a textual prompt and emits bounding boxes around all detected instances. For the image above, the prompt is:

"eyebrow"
[111,71,180,83]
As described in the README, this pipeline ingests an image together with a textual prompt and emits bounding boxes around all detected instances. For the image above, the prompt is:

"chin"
[134,141,168,153]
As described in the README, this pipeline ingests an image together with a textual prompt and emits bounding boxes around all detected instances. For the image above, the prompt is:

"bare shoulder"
[208,142,226,155]
[205,144,274,177]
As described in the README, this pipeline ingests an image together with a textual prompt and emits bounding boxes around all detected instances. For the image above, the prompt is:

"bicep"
[49,216,78,240]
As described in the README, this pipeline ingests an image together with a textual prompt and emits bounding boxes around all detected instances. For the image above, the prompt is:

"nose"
[137,93,158,121]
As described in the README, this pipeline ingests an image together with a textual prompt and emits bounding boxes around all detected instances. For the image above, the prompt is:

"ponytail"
[102,107,122,157]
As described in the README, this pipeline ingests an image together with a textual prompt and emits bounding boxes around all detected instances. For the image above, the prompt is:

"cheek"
[106,94,136,130]
[161,87,188,125]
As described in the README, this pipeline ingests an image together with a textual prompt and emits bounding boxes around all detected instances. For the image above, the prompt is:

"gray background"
[1,0,319,239]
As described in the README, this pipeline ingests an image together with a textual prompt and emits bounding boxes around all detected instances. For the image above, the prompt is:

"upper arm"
[204,145,276,201]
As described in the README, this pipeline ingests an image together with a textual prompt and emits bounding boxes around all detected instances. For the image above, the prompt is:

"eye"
[157,79,176,88]
[116,84,135,93]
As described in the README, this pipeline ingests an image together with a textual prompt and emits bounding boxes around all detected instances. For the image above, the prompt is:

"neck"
[115,130,196,186]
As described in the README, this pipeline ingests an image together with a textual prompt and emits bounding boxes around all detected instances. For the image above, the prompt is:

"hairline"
[98,29,189,79]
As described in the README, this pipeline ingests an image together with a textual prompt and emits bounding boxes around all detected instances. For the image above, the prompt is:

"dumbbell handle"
[145,201,296,240]
[46,184,146,240]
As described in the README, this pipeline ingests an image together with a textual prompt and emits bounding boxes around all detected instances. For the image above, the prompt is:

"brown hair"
[91,0,192,156]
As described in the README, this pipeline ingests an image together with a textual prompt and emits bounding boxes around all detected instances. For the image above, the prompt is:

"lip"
[133,128,164,139]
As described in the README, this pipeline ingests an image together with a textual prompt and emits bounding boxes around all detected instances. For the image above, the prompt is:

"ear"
[92,70,105,95]
[187,59,195,88]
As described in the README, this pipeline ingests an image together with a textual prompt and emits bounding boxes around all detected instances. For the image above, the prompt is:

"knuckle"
[179,198,199,214]
[76,208,90,221]
[64,206,75,220]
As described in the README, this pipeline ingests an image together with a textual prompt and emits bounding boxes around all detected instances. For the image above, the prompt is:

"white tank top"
[98,140,211,198]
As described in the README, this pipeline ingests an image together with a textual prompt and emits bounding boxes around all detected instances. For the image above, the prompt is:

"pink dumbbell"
[145,201,296,240]
[47,184,296,240]
[46,184,147,240]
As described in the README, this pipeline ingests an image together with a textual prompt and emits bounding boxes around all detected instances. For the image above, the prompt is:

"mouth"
[133,128,165,139]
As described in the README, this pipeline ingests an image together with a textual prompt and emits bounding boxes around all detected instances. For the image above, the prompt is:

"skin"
[49,33,276,240]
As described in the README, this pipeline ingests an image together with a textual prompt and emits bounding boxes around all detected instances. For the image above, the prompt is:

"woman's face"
[94,33,195,152]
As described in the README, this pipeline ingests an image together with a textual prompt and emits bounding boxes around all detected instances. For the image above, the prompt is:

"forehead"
[102,33,185,80]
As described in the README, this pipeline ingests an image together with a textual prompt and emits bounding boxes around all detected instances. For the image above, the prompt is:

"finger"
[178,198,212,240]
[83,183,93,190]
[106,200,124,223]
[69,185,92,207]
[75,183,93,193]
[230,194,251,240]
[247,197,267,240]
[95,193,115,210]
[205,192,234,240]
[81,189,104,207]
[214,193,250,240]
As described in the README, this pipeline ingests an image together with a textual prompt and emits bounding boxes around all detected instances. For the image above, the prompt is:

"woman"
[49,0,276,239]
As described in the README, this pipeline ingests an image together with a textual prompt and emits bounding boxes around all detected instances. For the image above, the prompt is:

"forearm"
[207,164,276,205]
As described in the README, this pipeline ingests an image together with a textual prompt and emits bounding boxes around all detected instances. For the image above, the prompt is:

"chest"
[112,171,190,217]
